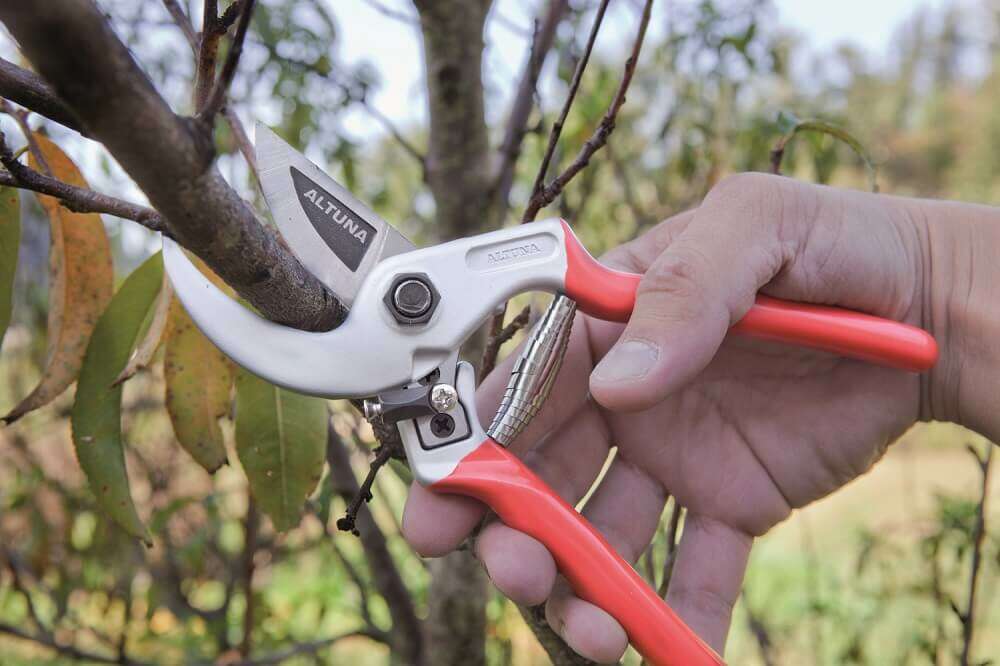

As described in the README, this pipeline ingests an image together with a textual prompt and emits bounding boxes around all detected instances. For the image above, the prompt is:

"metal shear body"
[163,127,939,666]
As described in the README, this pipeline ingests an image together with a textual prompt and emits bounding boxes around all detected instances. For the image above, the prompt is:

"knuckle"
[702,172,794,237]
[704,172,775,209]
[670,585,736,624]
[637,246,709,312]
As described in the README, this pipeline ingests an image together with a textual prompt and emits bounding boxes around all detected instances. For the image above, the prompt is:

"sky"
[329,0,958,140]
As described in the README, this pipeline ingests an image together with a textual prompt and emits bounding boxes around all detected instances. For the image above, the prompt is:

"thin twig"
[0,622,154,666]
[523,0,654,221]
[329,537,376,627]
[607,141,651,227]
[361,0,418,25]
[226,629,388,666]
[194,0,221,110]
[160,0,198,52]
[256,49,426,169]
[325,421,423,662]
[336,445,394,536]
[199,0,256,123]
[1,99,49,173]
[224,106,260,183]
[480,304,531,377]
[657,501,683,598]
[2,547,51,641]
[0,131,167,233]
[960,443,992,666]
[492,0,570,224]
[743,594,778,666]
[239,495,260,657]
[482,0,653,375]
[523,0,611,223]
[0,58,85,134]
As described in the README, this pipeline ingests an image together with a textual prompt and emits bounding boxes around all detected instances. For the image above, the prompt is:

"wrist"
[908,197,1000,439]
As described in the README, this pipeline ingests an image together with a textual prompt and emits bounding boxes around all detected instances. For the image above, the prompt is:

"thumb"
[590,173,789,411]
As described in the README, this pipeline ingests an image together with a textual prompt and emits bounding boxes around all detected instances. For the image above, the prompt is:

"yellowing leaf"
[113,273,172,386]
[0,186,19,350]
[3,134,113,423]
[164,256,232,473]
[234,369,327,532]
[71,252,163,545]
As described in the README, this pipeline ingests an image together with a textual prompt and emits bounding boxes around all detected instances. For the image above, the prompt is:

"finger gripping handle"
[560,221,938,371]
[432,440,725,666]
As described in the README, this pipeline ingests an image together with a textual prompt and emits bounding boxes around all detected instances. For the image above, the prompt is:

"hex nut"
[383,272,439,325]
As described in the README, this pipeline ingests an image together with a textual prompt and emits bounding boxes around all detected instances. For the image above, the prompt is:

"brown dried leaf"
[3,134,113,423]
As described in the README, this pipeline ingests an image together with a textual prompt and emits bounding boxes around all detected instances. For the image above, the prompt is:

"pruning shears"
[163,125,938,666]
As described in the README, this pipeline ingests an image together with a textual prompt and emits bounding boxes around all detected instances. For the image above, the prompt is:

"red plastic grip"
[560,221,938,371]
[432,440,725,666]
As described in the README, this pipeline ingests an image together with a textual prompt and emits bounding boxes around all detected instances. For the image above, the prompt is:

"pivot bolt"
[430,383,458,413]
[384,272,439,325]
[393,279,433,318]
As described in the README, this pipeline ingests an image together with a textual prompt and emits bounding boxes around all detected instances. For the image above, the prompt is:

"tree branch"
[960,443,992,666]
[161,0,198,51]
[0,621,154,666]
[336,444,394,536]
[199,0,256,123]
[223,106,259,183]
[0,131,166,233]
[482,0,651,375]
[193,0,222,111]
[523,0,611,223]
[227,629,388,666]
[523,0,653,221]
[0,0,344,331]
[361,0,418,25]
[413,0,492,240]
[326,421,424,664]
[255,49,426,170]
[480,304,530,377]
[0,58,84,134]
[239,495,260,658]
[491,0,570,225]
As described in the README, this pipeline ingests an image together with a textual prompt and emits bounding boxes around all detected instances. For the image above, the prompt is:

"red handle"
[432,439,725,666]
[560,221,938,371]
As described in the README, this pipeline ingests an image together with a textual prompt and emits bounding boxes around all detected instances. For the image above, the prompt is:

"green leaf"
[0,185,19,350]
[71,252,164,545]
[234,369,327,532]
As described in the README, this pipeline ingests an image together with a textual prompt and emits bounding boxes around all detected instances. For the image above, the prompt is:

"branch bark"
[491,0,571,225]
[0,0,344,331]
[959,443,992,666]
[0,58,84,134]
[0,131,166,232]
[413,0,492,241]
[199,0,256,122]
[194,0,222,111]
[523,0,653,221]
[524,0,611,222]
[326,423,424,665]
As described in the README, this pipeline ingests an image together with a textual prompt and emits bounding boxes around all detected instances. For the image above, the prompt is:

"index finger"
[401,310,597,556]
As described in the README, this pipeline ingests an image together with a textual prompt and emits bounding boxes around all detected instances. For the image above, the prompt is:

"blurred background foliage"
[1,0,999,664]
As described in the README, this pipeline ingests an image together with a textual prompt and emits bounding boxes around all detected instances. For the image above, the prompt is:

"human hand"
[401,173,962,662]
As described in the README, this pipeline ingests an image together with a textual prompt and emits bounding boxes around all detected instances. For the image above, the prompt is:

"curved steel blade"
[255,123,414,305]
[162,238,417,398]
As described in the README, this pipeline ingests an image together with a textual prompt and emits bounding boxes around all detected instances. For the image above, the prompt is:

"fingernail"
[593,339,658,382]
